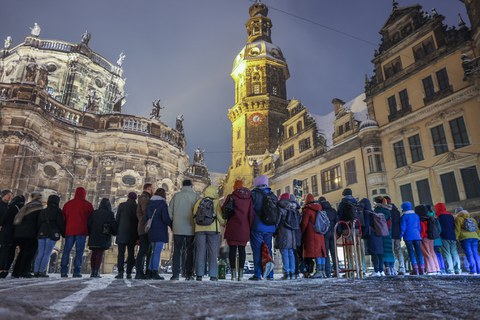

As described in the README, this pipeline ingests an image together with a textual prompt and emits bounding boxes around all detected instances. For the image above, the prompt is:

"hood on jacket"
[47,194,61,207]
[204,186,218,199]
[401,201,412,212]
[305,194,316,205]
[233,187,251,199]
[150,195,165,201]
[320,200,333,210]
[278,198,290,209]
[456,210,471,218]
[304,202,322,212]
[74,187,87,200]
[359,198,372,212]
[98,198,112,212]
[9,195,25,208]
[434,203,448,216]
[414,205,429,220]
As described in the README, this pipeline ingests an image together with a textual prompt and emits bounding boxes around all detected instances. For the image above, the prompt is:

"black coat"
[0,196,25,244]
[320,200,339,237]
[37,195,65,239]
[14,200,43,239]
[390,203,401,240]
[115,199,138,244]
[88,200,117,249]
[361,199,384,255]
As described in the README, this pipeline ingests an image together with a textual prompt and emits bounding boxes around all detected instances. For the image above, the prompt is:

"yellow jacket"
[193,186,225,233]
[455,210,480,241]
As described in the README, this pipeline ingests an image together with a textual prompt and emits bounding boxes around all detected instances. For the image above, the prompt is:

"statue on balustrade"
[193,146,205,165]
[176,114,184,133]
[86,90,100,112]
[150,99,164,120]
[81,30,91,46]
[30,23,41,37]
[25,63,37,82]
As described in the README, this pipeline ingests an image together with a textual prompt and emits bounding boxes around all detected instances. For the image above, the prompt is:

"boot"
[410,265,419,275]
[135,271,146,280]
[238,269,243,281]
[95,271,102,278]
[289,272,293,280]
[145,270,152,279]
[115,272,124,279]
[150,271,164,280]
[311,269,323,279]
[281,272,289,280]
[90,269,96,278]
[320,264,327,278]
[231,269,236,281]
[126,273,132,279]
[419,266,425,275]
[37,272,49,278]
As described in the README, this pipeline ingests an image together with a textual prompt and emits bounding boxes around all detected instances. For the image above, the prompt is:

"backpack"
[283,209,300,230]
[258,192,278,225]
[312,210,330,235]
[222,196,235,220]
[343,201,359,222]
[427,217,441,239]
[463,217,478,232]
[194,198,216,226]
[372,212,389,237]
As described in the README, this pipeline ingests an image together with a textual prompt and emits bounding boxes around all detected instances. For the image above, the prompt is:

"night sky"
[0,0,468,173]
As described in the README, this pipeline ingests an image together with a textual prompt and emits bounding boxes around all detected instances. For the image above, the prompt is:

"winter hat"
[342,188,352,196]
[253,175,268,188]
[1,189,12,197]
[182,179,193,187]
[414,205,429,218]
[289,194,296,202]
[318,196,326,202]
[305,193,315,204]
[454,207,464,215]
[128,192,137,200]
[233,179,243,190]
[401,201,412,212]
[279,193,290,201]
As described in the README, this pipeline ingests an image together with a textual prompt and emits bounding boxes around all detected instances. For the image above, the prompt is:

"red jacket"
[63,187,94,236]
[301,202,326,258]
[223,187,254,246]
[420,220,428,239]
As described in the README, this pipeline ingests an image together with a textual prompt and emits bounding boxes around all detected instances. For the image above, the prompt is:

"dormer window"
[288,127,294,138]
[296,121,303,132]
[383,57,403,79]
[345,122,351,132]
[413,36,435,61]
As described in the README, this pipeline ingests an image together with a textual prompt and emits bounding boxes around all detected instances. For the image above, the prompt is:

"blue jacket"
[250,187,276,233]
[400,210,422,241]
[437,213,456,241]
[146,195,172,243]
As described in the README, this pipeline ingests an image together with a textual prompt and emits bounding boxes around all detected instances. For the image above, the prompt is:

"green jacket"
[168,186,200,236]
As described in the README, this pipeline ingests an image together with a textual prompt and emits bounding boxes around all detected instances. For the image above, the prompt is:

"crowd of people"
[0,174,479,281]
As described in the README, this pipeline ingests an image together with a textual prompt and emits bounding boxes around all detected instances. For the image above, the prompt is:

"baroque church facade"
[225,1,480,214]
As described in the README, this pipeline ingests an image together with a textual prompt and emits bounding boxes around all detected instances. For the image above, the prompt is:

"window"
[408,134,424,163]
[461,166,480,199]
[345,122,351,132]
[388,95,397,116]
[422,76,435,98]
[288,127,294,138]
[416,179,433,205]
[321,165,342,193]
[413,36,435,60]
[296,121,303,132]
[368,155,375,173]
[393,141,407,168]
[253,84,260,94]
[311,175,318,196]
[338,125,344,135]
[431,125,448,155]
[449,117,470,149]
[272,85,278,96]
[399,89,410,110]
[380,188,387,194]
[345,159,357,185]
[368,154,383,173]
[400,183,414,205]
[372,190,378,195]
[384,57,403,79]
[283,145,294,161]
[302,179,309,195]
[375,154,383,172]
[299,137,311,153]
[436,68,450,91]
[440,172,460,203]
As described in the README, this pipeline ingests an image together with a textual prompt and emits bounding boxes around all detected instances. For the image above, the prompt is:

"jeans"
[405,240,424,267]
[135,234,150,274]
[61,235,86,275]
[393,239,406,273]
[460,238,480,274]
[228,245,246,271]
[280,248,295,274]
[250,231,274,278]
[117,242,136,274]
[148,242,164,272]
[315,257,326,270]
[435,246,446,272]
[371,254,384,272]
[441,239,461,274]
[195,232,220,277]
[324,233,336,275]
[34,238,57,273]
[172,235,194,278]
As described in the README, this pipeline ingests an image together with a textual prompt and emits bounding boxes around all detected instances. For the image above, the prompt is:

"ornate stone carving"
[150,99,164,120]
[425,109,464,127]
[30,23,41,37]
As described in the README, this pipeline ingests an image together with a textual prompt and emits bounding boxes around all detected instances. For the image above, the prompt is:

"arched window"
[296,121,303,133]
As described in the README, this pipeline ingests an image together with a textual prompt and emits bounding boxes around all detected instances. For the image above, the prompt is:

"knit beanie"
[305,193,315,204]
[279,193,290,201]
[454,207,464,215]
[233,180,243,190]
[253,175,268,188]
[1,189,12,197]
[128,192,137,200]
[342,188,352,196]
[401,201,412,212]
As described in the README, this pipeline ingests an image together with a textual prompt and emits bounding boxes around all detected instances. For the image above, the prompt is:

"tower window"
[345,122,351,132]
[253,84,260,94]
[272,86,278,96]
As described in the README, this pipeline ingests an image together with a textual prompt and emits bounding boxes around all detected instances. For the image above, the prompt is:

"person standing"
[145,188,172,280]
[222,180,254,281]
[385,196,405,275]
[193,186,224,281]
[373,196,395,276]
[318,196,338,278]
[169,179,199,280]
[0,190,12,223]
[34,195,65,277]
[275,193,298,280]
[400,202,424,275]
[249,175,277,281]
[135,183,153,279]
[361,198,384,276]
[115,192,138,279]
[435,202,461,274]
[61,187,94,278]
[0,195,25,278]
[455,209,480,274]
[12,191,43,278]
[416,204,440,275]
[301,194,327,278]
[87,198,117,278]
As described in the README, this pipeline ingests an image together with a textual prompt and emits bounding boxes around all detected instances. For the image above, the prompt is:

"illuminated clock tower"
[225,0,290,193]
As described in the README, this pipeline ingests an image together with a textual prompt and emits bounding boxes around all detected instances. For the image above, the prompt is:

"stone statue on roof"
[30,23,41,37]
[116,52,126,67]
[176,114,184,133]
[4,36,12,50]
[193,146,205,165]
[150,99,164,120]
[81,30,91,46]
[86,89,100,112]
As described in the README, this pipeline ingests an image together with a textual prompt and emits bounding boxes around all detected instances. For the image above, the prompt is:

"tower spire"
[246,1,272,43]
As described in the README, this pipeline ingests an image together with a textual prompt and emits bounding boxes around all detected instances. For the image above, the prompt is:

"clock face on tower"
[249,112,264,126]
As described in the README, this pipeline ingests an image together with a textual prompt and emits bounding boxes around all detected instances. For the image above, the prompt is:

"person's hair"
[143,183,153,191]
[182,180,193,187]
[154,188,166,198]
[374,196,384,204]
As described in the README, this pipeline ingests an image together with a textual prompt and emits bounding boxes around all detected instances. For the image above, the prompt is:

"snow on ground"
[0,274,479,319]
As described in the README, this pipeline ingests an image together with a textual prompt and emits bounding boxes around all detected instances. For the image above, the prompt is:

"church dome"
[232,40,285,73]
[359,118,379,131]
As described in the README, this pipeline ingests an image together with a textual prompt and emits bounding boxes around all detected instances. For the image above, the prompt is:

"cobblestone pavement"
[0,274,479,319]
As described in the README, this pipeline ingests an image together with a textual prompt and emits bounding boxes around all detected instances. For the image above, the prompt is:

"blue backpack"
[312,210,330,234]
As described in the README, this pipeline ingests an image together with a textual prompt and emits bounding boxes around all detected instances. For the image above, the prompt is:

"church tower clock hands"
[227,0,290,191]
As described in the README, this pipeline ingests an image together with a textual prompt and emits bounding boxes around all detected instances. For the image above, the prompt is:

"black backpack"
[222,196,235,220]
[427,217,441,240]
[343,201,359,222]
[283,208,300,230]
[259,192,278,225]
[195,198,216,226]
